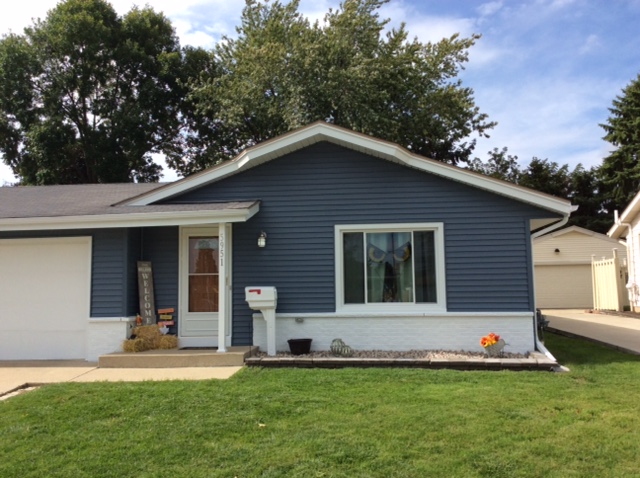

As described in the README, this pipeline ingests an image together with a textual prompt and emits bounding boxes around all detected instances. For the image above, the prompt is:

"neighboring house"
[609,191,640,312]
[0,122,574,361]
[533,226,627,309]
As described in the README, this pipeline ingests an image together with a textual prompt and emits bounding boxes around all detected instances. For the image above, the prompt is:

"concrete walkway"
[543,309,640,355]
[0,360,242,398]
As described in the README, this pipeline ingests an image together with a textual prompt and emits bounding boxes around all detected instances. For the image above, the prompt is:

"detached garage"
[0,237,91,360]
[533,226,626,309]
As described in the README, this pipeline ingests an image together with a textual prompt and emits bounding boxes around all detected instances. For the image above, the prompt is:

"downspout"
[614,210,635,310]
[530,209,575,362]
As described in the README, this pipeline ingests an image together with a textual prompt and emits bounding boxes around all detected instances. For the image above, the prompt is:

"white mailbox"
[245,286,277,309]
[245,286,278,356]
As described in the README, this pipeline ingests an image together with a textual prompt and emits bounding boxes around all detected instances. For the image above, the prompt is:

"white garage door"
[535,264,593,309]
[0,237,91,360]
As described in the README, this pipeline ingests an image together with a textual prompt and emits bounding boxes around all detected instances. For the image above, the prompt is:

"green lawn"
[1,333,640,478]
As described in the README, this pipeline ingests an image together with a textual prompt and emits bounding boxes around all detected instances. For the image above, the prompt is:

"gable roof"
[535,225,624,245]
[122,122,575,223]
[0,183,259,231]
[609,190,640,239]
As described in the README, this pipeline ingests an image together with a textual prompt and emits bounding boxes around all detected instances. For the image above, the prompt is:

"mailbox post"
[245,286,278,356]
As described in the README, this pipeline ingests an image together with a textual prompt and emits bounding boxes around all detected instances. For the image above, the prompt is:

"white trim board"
[334,223,447,313]
[0,204,260,232]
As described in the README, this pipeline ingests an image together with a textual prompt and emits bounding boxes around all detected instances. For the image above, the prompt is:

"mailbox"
[245,286,277,310]
[245,286,278,356]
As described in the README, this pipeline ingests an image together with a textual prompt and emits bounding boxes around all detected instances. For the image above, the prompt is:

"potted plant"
[480,332,506,357]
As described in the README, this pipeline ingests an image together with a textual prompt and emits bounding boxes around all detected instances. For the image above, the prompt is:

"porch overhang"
[0,201,260,232]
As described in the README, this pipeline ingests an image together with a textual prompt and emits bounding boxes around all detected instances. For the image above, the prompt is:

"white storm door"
[180,227,219,343]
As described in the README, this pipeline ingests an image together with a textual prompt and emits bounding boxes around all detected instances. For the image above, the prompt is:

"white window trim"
[334,223,447,313]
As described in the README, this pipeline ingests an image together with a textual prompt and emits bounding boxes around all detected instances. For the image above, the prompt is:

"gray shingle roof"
[0,183,256,219]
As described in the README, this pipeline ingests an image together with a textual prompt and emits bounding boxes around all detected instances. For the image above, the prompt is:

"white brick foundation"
[253,312,536,355]
[86,317,135,362]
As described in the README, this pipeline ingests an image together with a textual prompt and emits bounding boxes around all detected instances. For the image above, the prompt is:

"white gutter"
[530,208,575,239]
[534,317,557,361]
[530,209,575,363]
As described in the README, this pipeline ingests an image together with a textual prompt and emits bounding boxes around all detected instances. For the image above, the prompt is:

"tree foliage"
[469,149,611,233]
[0,0,189,184]
[467,147,521,183]
[600,73,640,213]
[169,0,495,176]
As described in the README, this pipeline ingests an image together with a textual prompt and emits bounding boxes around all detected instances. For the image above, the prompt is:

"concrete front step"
[99,346,258,368]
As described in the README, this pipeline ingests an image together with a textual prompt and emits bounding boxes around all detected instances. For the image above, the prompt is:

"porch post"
[217,223,228,352]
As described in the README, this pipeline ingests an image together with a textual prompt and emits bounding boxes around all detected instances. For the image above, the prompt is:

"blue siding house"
[0,123,574,361]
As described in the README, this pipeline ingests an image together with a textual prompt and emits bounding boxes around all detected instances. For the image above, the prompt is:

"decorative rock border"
[245,352,558,372]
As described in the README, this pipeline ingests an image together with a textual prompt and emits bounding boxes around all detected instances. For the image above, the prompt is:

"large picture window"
[337,224,445,310]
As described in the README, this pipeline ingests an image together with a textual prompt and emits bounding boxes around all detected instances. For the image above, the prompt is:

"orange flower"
[480,332,501,348]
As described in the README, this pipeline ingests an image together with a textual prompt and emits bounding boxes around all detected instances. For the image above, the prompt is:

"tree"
[519,157,571,198]
[169,0,495,176]
[600,73,640,213]
[470,150,612,233]
[0,0,187,184]
[467,147,521,182]
[569,165,611,233]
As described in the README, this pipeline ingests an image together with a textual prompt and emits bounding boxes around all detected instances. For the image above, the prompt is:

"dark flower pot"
[287,338,312,355]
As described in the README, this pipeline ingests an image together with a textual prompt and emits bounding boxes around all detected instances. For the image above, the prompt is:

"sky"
[1,0,639,184]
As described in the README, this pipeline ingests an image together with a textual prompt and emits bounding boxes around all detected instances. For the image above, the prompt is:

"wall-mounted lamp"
[258,231,267,248]
[554,248,560,254]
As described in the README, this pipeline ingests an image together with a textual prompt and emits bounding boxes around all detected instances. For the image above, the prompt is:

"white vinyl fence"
[592,249,628,311]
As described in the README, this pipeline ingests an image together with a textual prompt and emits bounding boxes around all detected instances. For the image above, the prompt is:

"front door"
[180,227,219,346]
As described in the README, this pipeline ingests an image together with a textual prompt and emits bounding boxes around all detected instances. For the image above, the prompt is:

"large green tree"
[170,0,495,176]
[600,73,640,213]
[0,0,187,184]
[469,150,611,233]
[467,147,521,182]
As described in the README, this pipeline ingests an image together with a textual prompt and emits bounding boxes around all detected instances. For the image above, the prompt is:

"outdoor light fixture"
[554,248,560,253]
[258,231,267,248]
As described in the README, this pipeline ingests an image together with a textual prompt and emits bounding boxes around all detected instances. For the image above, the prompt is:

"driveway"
[0,361,242,397]
[543,309,640,355]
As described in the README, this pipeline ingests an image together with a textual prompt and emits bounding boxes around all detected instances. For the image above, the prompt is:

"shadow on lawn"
[544,332,640,366]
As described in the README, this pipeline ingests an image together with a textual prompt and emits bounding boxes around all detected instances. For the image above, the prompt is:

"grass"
[1,333,640,478]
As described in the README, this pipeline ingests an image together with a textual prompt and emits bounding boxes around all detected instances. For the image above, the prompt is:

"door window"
[188,237,219,312]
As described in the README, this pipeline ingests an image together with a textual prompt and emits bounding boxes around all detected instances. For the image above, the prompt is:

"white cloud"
[477,1,504,17]
[472,75,620,170]
[547,0,577,10]
[579,34,601,55]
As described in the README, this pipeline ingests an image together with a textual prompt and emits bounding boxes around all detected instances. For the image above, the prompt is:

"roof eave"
[608,191,640,239]
[122,123,574,217]
[0,204,260,232]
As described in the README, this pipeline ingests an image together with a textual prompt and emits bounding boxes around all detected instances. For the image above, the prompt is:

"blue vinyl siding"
[91,229,129,317]
[126,228,142,316]
[166,142,557,346]
[141,226,179,328]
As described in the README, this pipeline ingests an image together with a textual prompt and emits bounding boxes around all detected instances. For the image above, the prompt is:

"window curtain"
[367,232,413,302]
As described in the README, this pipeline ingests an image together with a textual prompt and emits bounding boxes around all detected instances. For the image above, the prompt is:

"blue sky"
[1,0,639,184]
